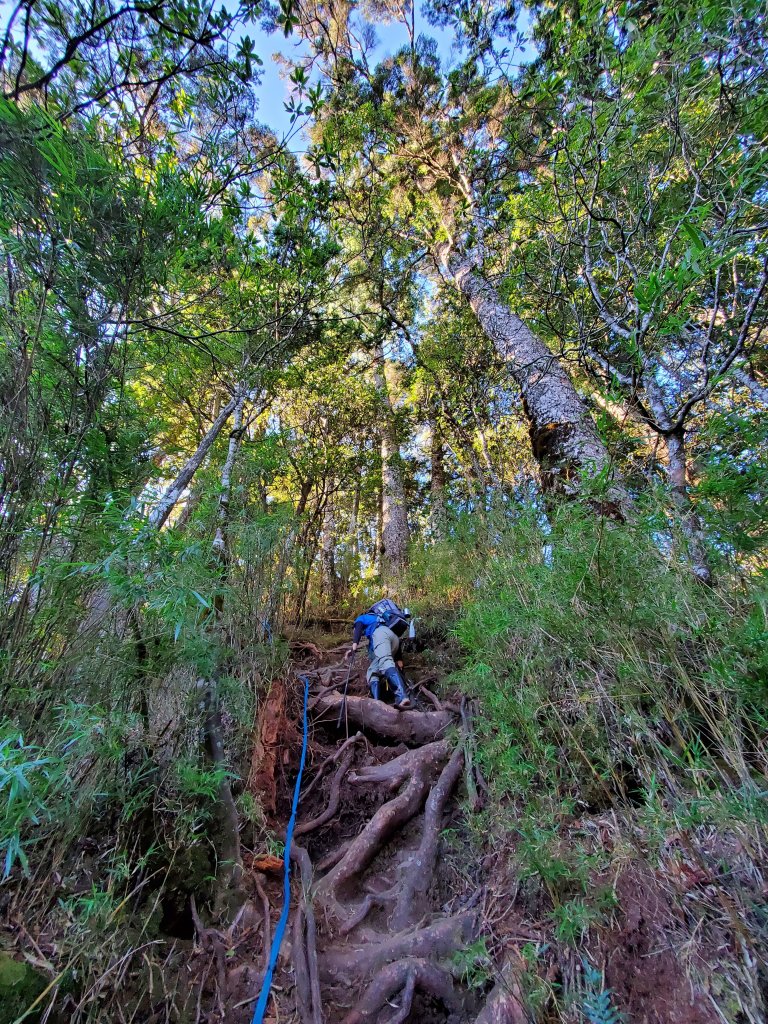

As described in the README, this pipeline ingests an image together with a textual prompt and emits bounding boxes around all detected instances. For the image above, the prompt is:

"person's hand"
[346,646,357,661]
[396,660,404,669]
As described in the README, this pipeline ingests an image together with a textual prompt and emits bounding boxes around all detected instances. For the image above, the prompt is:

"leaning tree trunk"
[149,387,245,529]
[442,253,629,514]
[732,365,768,406]
[373,347,410,584]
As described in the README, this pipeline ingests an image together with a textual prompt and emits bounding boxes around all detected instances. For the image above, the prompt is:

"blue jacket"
[352,612,380,648]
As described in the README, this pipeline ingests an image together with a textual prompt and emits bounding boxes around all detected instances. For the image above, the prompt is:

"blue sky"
[247,6,535,147]
[248,11,455,144]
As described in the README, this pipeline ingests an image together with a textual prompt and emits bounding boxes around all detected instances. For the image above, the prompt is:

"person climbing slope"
[346,599,413,709]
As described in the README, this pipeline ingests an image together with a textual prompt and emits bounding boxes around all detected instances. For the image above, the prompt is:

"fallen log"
[311,692,454,745]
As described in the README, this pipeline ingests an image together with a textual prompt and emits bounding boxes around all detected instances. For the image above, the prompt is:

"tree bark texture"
[373,348,410,582]
[641,370,712,583]
[321,487,340,606]
[444,255,628,511]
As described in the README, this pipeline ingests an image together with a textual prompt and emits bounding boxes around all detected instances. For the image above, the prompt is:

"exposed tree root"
[253,878,270,977]
[301,733,365,803]
[315,741,452,921]
[473,953,529,1024]
[320,914,475,982]
[339,892,394,936]
[340,958,463,1024]
[293,905,312,1024]
[316,842,351,873]
[419,683,444,710]
[291,844,323,1024]
[296,743,357,836]
[392,743,465,931]
[311,692,454,745]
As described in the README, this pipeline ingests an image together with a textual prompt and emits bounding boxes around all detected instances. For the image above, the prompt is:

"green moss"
[0,953,47,1024]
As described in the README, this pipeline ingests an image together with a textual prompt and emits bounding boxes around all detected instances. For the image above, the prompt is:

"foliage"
[1,0,767,1019]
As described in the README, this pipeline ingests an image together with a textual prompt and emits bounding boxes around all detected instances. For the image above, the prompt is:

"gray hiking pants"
[366,625,400,682]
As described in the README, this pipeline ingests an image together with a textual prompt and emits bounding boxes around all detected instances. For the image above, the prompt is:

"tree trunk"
[639,369,712,584]
[732,365,768,406]
[665,427,712,584]
[373,348,410,584]
[321,485,340,606]
[429,418,448,538]
[149,388,244,530]
[443,254,628,513]
[212,395,246,565]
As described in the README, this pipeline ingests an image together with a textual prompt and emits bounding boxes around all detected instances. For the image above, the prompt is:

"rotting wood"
[473,952,529,1024]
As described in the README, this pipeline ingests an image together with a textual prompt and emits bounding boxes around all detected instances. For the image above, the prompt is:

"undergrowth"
[409,502,768,1021]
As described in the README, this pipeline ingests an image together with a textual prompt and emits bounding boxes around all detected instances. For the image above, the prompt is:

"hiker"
[347,599,413,709]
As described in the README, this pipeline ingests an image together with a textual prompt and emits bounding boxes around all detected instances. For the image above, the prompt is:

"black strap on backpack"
[369,598,411,638]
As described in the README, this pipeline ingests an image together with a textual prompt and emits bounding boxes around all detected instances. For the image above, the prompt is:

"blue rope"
[251,673,310,1024]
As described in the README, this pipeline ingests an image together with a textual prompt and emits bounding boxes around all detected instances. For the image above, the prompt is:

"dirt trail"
[239,635,503,1024]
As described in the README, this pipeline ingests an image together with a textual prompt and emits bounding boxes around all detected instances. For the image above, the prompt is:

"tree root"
[339,892,395,936]
[254,878,270,976]
[320,914,475,982]
[315,741,452,921]
[301,733,365,803]
[291,844,323,1024]
[418,684,444,711]
[311,693,454,745]
[392,743,465,931]
[340,958,463,1024]
[296,744,357,836]
[316,842,351,873]
[473,953,529,1024]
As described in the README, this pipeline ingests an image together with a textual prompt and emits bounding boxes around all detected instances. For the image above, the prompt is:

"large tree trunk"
[373,348,410,584]
[443,254,629,513]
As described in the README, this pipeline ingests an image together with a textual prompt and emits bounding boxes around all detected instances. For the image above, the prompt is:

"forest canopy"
[1,0,767,1022]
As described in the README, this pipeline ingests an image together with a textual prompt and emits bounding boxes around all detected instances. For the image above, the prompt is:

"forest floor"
[237,631,488,1024]
[1,629,746,1024]
[178,629,724,1024]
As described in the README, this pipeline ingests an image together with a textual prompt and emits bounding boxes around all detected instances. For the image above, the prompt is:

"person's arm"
[347,617,367,658]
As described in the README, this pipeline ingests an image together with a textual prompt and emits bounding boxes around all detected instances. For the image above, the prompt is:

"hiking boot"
[385,667,411,709]
[369,675,382,701]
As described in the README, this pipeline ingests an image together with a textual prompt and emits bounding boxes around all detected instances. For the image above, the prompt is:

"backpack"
[369,598,412,638]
